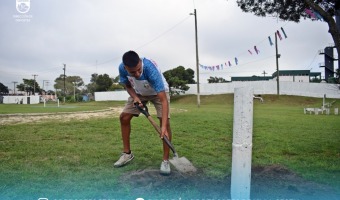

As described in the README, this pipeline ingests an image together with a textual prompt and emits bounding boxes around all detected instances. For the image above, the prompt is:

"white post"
[231,87,254,200]
[57,99,60,107]
[323,94,326,109]
[44,99,46,107]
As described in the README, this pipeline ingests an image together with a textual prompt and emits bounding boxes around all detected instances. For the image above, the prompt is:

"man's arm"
[124,83,141,104]
[157,91,169,139]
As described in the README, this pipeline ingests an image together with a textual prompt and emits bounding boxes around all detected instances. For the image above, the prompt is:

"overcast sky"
[0,0,335,91]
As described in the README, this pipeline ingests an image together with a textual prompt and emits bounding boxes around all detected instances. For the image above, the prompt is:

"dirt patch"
[0,107,123,125]
[0,107,187,125]
[119,165,339,199]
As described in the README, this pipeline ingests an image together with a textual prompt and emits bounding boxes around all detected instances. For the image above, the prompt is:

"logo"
[16,0,30,14]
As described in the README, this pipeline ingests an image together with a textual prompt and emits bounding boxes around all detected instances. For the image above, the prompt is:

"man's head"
[123,51,140,68]
[122,50,142,78]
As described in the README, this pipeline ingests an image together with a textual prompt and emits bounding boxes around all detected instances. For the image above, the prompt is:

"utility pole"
[262,71,267,77]
[63,64,66,102]
[275,32,280,96]
[32,74,38,95]
[72,82,76,101]
[43,80,49,92]
[190,9,200,107]
[12,81,18,95]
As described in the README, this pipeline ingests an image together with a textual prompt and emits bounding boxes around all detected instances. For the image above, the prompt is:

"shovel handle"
[134,101,150,117]
[135,103,178,156]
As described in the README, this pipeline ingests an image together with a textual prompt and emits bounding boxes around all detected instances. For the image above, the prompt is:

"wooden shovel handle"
[135,103,177,156]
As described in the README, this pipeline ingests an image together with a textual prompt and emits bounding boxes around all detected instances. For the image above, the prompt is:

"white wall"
[2,96,40,104]
[94,91,130,101]
[276,75,309,82]
[186,81,340,98]
[94,82,340,101]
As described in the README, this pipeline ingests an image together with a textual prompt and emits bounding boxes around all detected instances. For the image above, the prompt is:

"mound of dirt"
[0,107,123,125]
[119,165,339,199]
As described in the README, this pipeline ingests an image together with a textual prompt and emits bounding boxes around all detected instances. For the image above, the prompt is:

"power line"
[71,15,192,69]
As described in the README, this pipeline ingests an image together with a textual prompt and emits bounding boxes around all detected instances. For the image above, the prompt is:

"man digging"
[113,50,172,175]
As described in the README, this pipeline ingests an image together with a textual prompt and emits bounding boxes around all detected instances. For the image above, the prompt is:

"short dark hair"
[122,51,140,68]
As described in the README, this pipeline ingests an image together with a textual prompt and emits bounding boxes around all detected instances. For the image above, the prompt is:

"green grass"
[0,94,339,199]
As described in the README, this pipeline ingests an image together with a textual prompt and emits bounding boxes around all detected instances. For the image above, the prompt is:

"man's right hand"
[133,99,143,108]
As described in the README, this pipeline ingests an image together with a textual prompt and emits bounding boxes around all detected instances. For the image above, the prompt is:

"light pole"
[63,64,66,103]
[12,81,17,95]
[43,80,49,92]
[275,32,280,96]
[72,82,76,101]
[190,9,200,107]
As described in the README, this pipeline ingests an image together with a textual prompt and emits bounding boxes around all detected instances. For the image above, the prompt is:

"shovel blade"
[169,156,197,173]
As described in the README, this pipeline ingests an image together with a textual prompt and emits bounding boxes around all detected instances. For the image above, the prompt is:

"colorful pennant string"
[200,28,288,71]
[276,30,282,40]
[281,27,287,38]
[268,36,273,46]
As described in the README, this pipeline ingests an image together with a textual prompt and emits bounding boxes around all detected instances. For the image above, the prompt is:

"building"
[231,70,322,83]
[231,75,272,82]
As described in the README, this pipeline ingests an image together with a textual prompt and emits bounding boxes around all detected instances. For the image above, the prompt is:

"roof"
[272,70,310,77]
[231,76,272,81]
[310,72,322,76]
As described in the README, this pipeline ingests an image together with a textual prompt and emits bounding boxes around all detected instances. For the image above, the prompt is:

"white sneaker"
[114,152,134,167]
[160,160,171,175]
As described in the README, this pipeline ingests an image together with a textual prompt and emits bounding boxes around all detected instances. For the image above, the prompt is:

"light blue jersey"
[119,57,169,96]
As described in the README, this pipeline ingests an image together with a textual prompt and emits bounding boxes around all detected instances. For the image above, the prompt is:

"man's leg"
[113,112,135,167]
[159,117,172,160]
[120,112,134,153]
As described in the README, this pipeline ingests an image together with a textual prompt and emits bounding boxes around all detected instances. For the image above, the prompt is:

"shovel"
[134,102,197,173]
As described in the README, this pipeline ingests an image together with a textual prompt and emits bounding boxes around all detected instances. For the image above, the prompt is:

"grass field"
[0,94,339,199]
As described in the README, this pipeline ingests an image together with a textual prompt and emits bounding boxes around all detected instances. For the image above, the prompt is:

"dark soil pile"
[120,164,339,200]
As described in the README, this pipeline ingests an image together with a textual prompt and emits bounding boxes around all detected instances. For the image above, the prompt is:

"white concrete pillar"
[231,87,254,200]
[326,108,330,115]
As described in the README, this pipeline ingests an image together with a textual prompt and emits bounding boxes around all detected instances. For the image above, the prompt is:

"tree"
[110,75,124,91]
[86,73,115,92]
[86,73,99,94]
[0,82,9,94]
[207,76,229,83]
[236,0,340,62]
[54,75,84,95]
[335,68,340,83]
[96,74,113,91]
[17,79,41,95]
[163,66,196,96]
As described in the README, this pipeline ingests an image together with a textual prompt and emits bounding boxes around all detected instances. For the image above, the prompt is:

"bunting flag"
[314,11,323,21]
[276,30,282,40]
[199,27,288,71]
[281,27,287,38]
[268,36,273,46]
[254,46,260,54]
[305,8,316,19]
